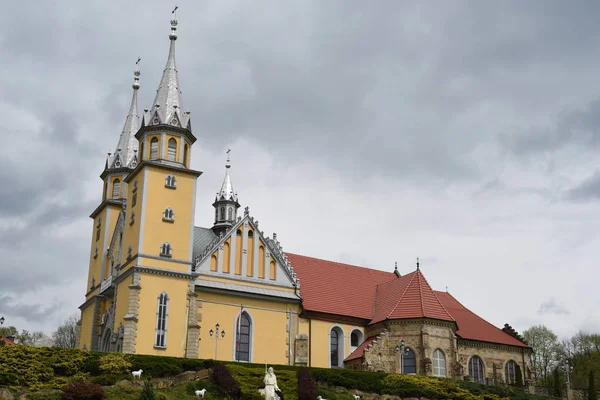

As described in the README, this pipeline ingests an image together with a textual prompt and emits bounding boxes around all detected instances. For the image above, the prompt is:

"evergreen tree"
[553,368,562,398]
[140,378,156,400]
[589,370,597,400]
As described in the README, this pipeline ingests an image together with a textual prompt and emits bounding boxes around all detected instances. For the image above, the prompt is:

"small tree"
[589,370,597,400]
[297,368,317,400]
[52,314,79,348]
[553,367,562,398]
[140,378,156,400]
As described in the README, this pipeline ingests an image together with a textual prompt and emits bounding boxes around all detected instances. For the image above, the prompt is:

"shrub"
[590,370,597,400]
[139,378,156,400]
[297,368,317,400]
[212,363,241,399]
[99,353,132,376]
[27,391,62,400]
[60,381,106,400]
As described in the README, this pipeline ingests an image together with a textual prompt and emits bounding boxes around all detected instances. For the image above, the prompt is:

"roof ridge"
[416,271,426,318]
[385,270,419,320]
[284,252,395,275]
[424,278,454,321]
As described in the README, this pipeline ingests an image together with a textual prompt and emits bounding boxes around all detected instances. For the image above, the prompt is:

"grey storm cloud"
[0,0,599,336]
[537,298,570,316]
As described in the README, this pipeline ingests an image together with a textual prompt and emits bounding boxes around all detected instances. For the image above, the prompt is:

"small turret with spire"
[106,61,141,171]
[212,149,240,235]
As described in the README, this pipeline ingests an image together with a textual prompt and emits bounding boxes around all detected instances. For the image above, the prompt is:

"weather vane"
[172,6,178,18]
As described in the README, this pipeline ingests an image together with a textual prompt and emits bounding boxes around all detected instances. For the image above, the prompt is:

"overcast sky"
[1,0,598,341]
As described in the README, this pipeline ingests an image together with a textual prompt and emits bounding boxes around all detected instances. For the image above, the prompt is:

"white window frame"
[154,292,169,348]
[432,348,447,377]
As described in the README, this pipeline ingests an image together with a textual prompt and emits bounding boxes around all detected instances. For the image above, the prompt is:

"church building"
[77,13,534,386]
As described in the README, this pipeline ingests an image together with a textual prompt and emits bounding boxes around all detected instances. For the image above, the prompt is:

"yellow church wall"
[139,167,195,262]
[304,318,365,369]
[223,240,231,273]
[87,204,121,300]
[247,234,254,276]
[134,273,191,357]
[258,245,265,278]
[114,280,130,332]
[198,291,300,365]
[120,169,145,269]
[79,303,95,350]
[235,234,242,275]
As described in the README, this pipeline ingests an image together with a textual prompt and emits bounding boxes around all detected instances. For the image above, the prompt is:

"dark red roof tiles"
[435,291,529,348]
[287,253,396,319]
[287,252,528,349]
[345,336,376,362]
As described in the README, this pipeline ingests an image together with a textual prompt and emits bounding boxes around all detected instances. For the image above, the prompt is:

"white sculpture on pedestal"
[259,366,281,400]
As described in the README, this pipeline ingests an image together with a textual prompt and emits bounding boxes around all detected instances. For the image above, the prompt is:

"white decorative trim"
[154,292,169,348]
[160,133,166,159]
[329,325,346,369]
[188,178,197,267]
[231,309,254,363]
[138,169,149,253]
[162,207,175,222]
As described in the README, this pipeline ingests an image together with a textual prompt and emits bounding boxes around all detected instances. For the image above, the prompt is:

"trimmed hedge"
[0,345,548,400]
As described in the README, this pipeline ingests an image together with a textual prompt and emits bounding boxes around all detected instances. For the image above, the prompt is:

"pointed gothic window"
[167,138,177,161]
[112,179,121,199]
[183,143,189,166]
[220,207,225,220]
[403,348,417,374]
[468,356,485,383]
[163,207,174,222]
[236,229,242,236]
[160,242,172,257]
[228,208,233,221]
[432,349,447,377]
[235,311,252,362]
[150,137,159,160]
[248,230,253,238]
[155,292,169,348]
[505,360,519,384]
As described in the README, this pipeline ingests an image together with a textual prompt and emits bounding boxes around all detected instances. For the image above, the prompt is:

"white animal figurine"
[317,396,327,400]
[131,369,143,379]
[195,388,207,398]
[353,395,361,400]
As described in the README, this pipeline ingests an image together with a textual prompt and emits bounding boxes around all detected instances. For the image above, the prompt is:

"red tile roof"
[286,253,396,320]
[435,291,529,348]
[288,252,529,349]
[371,270,454,324]
[345,336,376,362]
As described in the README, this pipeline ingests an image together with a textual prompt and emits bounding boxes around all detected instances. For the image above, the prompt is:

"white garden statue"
[259,366,281,400]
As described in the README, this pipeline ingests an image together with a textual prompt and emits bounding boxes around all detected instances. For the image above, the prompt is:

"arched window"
[350,329,364,353]
[163,207,174,221]
[505,360,518,384]
[403,348,416,374]
[432,349,447,377]
[155,292,169,348]
[183,143,188,166]
[220,207,225,220]
[235,311,252,362]
[330,326,344,368]
[112,179,121,199]
[468,356,485,383]
[165,174,177,188]
[167,138,177,161]
[150,137,159,160]
[236,229,242,236]
[248,230,253,237]
[160,242,172,257]
[228,208,233,221]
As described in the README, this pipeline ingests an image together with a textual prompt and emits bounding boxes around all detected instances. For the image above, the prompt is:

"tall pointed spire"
[109,60,141,169]
[216,149,238,203]
[144,7,190,130]
[212,149,241,234]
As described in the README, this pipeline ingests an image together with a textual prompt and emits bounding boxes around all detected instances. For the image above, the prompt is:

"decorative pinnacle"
[394,261,398,270]
[133,57,141,89]
[416,257,420,270]
[170,6,178,40]
[226,148,231,169]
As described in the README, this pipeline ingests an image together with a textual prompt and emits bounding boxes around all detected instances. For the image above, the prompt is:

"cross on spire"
[416,257,420,270]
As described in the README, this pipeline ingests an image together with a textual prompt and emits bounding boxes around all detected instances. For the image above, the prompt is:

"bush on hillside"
[60,381,105,400]
[139,378,156,400]
[98,353,132,376]
[212,363,241,399]
[297,368,317,400]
